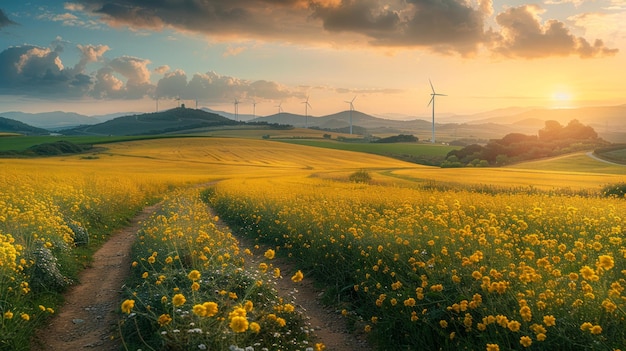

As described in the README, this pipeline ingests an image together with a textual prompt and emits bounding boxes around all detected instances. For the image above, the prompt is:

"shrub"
[348,170,371,183]
[602,182,626,198]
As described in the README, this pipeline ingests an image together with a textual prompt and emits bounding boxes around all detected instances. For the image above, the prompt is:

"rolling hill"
[0,117,51,135]
[63,107,238,136]
[0,111,101,130]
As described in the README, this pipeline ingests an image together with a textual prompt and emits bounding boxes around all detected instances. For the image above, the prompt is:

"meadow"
[0,136,624,350]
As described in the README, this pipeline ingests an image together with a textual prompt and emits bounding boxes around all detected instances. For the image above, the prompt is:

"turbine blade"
[427,96,434,107]
[429,79,435,93]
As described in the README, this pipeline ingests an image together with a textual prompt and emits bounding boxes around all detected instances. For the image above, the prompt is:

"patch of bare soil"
[30,205,159,351]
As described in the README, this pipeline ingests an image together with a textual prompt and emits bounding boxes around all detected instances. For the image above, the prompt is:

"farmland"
[0,136,624,350]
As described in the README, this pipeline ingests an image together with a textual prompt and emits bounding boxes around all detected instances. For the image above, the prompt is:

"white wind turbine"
[302,96,312,128]
[345,96,357,135]
[251,99,258,119]
[233,98,239,121]
[427,79,446,144]
[275,102,283,115]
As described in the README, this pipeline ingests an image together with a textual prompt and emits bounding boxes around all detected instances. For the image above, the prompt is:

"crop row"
[208,177,626,350]
[119,189,322,351]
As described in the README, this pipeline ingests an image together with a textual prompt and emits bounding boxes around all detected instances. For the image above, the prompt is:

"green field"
[277,139,458,164]
[0,134,204,152]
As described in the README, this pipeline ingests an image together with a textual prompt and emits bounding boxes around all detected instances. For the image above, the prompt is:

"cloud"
[71,0,618,58]
[154,65,170,74]
[156,70,295,102]
[0,40,297,103]
[492,5,618,58]
[0,45,87,96]
[0,8,18,29]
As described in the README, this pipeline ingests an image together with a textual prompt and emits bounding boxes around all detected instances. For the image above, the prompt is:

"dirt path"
[207,207,371,351]
[30,204,160,351]
[31,202,371,351]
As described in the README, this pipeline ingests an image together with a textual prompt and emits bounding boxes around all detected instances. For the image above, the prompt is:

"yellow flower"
[4,311,13,319]
[229,316,249,333]
[580,322,593,331]
[142,271,149,279]
[191,282,200,291]
[273,267,281,278]
[291,270,304,282]
[264,249,275,259]
[276,317,287,327]
[597,255,614,270]
[193,304,207,317]
[486,344,500,351]
[508,320,521,332]
[439,320,448,328]
[520,336,532,347]
[172,293,186,306]
[543,315,556,327]
[249,321,261,333]
[158,314,172,326]
[404,298,416,307]
[121,299,135,314]
[315,343,326,351]
[165,256,173,264]
[590,325,602,335]
[21,313,30,321]
[203,302,218,317]
[187,269,201,281]
[536,333,547,341]
[147,256,156,264]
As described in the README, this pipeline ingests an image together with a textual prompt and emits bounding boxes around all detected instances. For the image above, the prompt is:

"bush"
[348,170,372,183]
[602,182,626,198]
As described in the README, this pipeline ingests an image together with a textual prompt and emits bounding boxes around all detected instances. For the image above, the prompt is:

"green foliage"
[446,120,607,167]
[349,170,372,183]
[373,134,418,143]
[602,182,626,198]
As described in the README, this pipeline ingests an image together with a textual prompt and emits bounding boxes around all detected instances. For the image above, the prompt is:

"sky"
[0,0,625,119]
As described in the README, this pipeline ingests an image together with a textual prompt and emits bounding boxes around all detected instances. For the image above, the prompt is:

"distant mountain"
[64,107,238,136]
[0,111,100,130]
[0,117,51,135]
[200,107,256,122]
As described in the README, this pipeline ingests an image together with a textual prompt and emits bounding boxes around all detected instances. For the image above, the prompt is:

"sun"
[551,91,572,102]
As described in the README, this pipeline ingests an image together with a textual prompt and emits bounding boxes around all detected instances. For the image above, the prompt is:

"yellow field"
[2,136,625,351]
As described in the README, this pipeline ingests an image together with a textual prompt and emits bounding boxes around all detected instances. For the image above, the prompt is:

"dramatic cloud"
[156,70,295,102]
[493,5,618,58]
[0,8,17,29]
[0,45,89,96]
[70,0,615,57]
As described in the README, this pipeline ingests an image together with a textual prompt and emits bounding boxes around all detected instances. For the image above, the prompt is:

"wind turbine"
[302,96,312,128]
[233,98,239,121]
[251,99,258,119]
[275,102,283,114]
[428,79,446,144]
[344,96,357,135]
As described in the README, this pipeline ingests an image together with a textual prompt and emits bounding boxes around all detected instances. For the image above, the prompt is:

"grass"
[277,139,458,166]
[0,135,205,152]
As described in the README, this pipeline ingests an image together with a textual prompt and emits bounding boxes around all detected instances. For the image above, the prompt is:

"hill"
[63,107,239,136]
[0,111,100,130]
[0,117,51,135]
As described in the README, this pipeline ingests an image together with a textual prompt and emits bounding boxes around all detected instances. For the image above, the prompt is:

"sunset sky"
[0,0,624,119]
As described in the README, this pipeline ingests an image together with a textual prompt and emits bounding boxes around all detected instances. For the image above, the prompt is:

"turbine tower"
[275,102,283,114]
[252,99,257,119]
[233,98,239,121]
[428,79,446,144]
[344,96,357,135]
[302,96,312,128]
